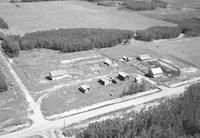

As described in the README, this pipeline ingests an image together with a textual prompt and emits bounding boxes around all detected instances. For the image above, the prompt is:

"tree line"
[2,28,135,57]
[74,83,200,138]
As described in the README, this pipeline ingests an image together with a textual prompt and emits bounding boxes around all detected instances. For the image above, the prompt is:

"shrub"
[0,70,8,92]
[136,26,181,41]
[0,17,8,29]
[2,37,21,57]
[75,83,200,138]
[121,82,145,96]
[0,32,6,40]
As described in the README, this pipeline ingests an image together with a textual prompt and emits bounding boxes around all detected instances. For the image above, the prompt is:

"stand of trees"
[0,17,8,29]
[0,70,8,92]
[2,28,135,57]
[75,83,200,138]
[123,0,167,11]
[135,26,181,41]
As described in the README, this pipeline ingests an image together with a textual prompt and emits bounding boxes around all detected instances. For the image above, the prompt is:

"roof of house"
[49,70,67,77]
[80,85,90,90]
[104,59,113,65]
[138,54,151,60]
[119,72,128,77]
[99,77,111,82]
[150,67,163,75]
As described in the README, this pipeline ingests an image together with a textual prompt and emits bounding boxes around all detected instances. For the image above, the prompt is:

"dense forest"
[75,83,200,138]
[2,28,135,57]
[0,17,8,29]
[0,70,8,92]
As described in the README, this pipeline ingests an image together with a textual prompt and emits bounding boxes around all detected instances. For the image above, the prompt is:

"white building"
[118,72,129,80]
[98,77,112,85]
[49,70,70,80]
[137,54,151,61]
[79,85,91,93]
[148,67,163,78]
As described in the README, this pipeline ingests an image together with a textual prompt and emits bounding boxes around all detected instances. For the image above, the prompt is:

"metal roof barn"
[137,54,151,61]
[148,67,163,78]
[49,70,68,80]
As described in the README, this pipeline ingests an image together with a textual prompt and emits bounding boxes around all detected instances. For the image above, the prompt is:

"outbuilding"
[118,72,129,80]
[148,67,163,78]
[79,85,91,93]
[49,70,68,80]
[98,77,111,85]
[137,54,151,61]
[132,75,142,83]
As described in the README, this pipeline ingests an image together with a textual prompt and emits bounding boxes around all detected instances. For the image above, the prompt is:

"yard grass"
[0,0,175,35]
[0,57,29,130]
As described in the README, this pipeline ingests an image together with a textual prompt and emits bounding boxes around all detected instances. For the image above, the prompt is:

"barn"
[137,54,151,61]
[79,85,91,93]
[98,77,111,85]
[118,72,129,80]
[49,70,68,80]
[148,67,163,78]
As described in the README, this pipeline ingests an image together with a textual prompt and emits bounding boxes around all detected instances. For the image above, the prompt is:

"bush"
[121,82,145,96]
[123,0,167,11]
[0,70,8,92]
[136,26,181,41]
[19,28,134,52]
[0,32,6,40]
[2,37,21,57]
[75,83,200,138]
[0,17,8,29]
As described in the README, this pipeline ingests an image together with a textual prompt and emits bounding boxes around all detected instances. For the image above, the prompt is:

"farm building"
[132,75,142,83]
[98,77,112,85]
[104,59,118,67]
[79,85,91,93]
[148,67,163,78]
[137,54,151,61]
[118,72,129,80]
[49,70,69,80]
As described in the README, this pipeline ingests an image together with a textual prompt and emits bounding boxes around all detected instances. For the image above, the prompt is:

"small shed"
[98,77,111,85]
[79,85,91,93]
[118,72,129,80]
[132,75,142,83]
[123,56,129,62]
[137,54,151,61]
[49,70,68,80]
[148,67,163,78]
[104,59,113,66]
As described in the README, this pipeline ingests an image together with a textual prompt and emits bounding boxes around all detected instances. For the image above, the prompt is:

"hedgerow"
[0,17,8,29]
[135,26,181,41]
[75,83,200,138]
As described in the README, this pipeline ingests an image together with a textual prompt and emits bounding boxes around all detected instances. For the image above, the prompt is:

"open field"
[0,0,175,35]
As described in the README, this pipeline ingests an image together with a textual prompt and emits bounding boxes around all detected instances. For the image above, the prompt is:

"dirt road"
[0,50,45,124]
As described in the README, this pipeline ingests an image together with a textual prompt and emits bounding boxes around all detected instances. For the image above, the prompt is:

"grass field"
[0,50,29,131]
[0,0,175,35]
